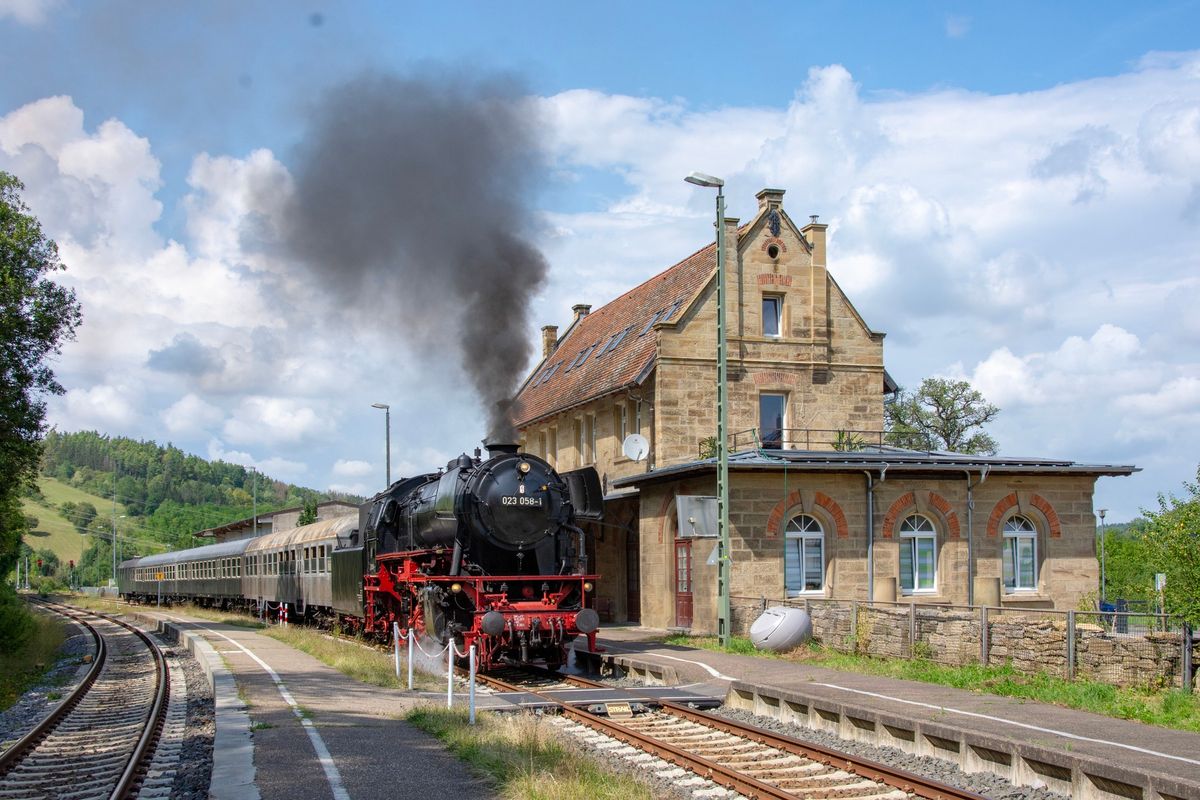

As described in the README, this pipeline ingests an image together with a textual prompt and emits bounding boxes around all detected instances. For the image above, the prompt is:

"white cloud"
[206,439,307,482]
[161,394,224,435]
[60,384,139,430]
[332,459,373,478]
[0,0,61,27]
[945,16,970,38]
[223,396,333,447]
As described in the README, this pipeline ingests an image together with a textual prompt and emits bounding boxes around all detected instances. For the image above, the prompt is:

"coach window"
[1003,515,1038,592]
[784,514,825,595]
[899,514,937,594]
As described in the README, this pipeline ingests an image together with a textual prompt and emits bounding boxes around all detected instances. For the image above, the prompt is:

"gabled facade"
[515,188,891,490]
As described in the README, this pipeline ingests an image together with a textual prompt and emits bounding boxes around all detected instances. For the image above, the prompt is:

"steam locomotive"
[118,442,603,670]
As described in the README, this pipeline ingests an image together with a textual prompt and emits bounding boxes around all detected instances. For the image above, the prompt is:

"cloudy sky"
[2,2,1198,520]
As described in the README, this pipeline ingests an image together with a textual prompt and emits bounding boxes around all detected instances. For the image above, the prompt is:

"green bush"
[0,587,35,651]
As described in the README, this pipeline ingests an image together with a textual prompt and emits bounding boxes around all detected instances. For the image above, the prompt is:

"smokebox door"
[561,467,604,521]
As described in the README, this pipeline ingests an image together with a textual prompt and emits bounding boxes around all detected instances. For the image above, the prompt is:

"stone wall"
[737,598,1191,689]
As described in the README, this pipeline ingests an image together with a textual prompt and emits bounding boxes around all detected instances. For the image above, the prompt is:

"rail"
[472,667,986,800]
[0,599,171,799]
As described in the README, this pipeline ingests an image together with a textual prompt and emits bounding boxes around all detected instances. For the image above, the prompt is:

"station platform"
[585,626,1200,800]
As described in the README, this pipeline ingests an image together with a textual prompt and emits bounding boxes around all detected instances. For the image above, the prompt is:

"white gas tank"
[749,606,813,652]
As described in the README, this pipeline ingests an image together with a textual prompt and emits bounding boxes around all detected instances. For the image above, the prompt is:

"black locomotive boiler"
[358,442,603,668]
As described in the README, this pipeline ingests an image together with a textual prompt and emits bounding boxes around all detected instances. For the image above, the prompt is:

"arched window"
[899,514,936,594]
[784,514,824,595]
[1003,515,1038,592]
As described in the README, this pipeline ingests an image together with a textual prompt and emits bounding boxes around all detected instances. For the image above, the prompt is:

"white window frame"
[899,514,937,595]
[634,399,643,434]
[762,294,783,337]
[784,514,825,596]
[1003,515,1038,592]
[619,402,629,442]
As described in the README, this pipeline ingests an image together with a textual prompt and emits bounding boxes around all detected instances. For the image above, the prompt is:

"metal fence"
[731,595,1195,691]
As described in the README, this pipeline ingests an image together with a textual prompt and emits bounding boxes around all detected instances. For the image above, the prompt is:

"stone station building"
[513,188,1135,634]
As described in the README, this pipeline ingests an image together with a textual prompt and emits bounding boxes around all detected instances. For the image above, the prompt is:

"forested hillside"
[15,430,360,587]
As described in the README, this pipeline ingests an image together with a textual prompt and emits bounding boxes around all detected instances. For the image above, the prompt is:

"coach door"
[674,539,693,629]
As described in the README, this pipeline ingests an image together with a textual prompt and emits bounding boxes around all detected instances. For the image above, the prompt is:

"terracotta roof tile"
[514,239,719,427]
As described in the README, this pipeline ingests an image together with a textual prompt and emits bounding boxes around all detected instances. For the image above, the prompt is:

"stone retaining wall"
[735,598,1192,689]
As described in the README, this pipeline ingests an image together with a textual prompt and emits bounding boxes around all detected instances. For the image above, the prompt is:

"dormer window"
[763,295,782,337]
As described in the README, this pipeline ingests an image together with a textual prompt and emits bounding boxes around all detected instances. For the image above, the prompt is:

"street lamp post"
[1098,508,1107,603]
[685,171,731,647]
[372,403,392,487]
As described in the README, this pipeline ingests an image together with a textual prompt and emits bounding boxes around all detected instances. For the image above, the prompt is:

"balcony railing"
[698,428,930,458]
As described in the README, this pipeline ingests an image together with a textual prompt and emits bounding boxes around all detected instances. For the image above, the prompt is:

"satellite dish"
[621,433,649,462]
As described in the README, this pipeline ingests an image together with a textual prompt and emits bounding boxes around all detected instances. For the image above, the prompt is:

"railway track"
[474,667,985,800]
[0,601,170,800]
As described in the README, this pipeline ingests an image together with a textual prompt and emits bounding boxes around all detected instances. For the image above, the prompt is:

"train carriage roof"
[134,536,255,568]
[245,514,358,553]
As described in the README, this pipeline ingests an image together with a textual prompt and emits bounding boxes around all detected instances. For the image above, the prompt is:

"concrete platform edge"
[590,645,1198,800]
[722,677,1200,800]
[133,614,260,800]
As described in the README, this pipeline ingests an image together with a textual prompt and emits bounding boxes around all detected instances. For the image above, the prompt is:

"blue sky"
[3,1,1199,521]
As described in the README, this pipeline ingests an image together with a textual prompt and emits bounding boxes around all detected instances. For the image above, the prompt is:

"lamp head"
[1098,508,1107,520]
[684,172,724,188]
[371,402,389,410]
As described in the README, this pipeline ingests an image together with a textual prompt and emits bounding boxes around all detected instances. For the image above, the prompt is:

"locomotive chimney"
[484,441,520,457]
[541,325,558,357]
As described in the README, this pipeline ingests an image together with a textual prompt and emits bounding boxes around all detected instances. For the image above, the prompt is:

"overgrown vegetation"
[0,608,67,711]
[667,634,1200,732]
[1140,466,1200,628]
[408,706,656,800]
[262,624,443,691]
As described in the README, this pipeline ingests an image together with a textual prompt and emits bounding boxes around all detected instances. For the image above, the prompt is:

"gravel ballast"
[712,706,1069,800]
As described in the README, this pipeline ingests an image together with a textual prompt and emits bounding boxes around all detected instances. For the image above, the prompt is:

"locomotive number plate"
[501,496,544,507]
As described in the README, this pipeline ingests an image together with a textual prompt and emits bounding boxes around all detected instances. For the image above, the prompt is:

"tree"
[0,171,82,643]
[297,495,318,527]
[1141,466,1200,627]
[885,378,999,454]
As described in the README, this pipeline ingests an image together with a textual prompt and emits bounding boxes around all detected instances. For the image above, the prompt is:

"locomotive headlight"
[518,461,531,474]
[450,582,462,593]
[583,581,593,592]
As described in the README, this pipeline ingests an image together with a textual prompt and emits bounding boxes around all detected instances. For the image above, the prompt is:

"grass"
[666,634,1200,732]
[21,477,142,566]
[262,624,444,692]
[0,608,68,712]
[408,706,657,800]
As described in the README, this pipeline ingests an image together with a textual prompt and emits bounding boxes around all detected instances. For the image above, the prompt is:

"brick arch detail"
[986,493,1061,538]
[766,490,849,539]
[927,492,962,539]
[882,491,960,539]
[760,237,788,254]
[656,493,677,544]
[881,492,915,539]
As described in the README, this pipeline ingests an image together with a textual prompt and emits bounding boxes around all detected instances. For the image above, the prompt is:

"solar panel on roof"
[592,326,633,362]
[564,344,597,373]
[639,311,663,336]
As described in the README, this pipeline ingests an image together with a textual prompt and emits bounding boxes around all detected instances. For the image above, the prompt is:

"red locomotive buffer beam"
[364,550,599,671]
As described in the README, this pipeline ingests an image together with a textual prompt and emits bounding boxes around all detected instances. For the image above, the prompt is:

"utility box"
[676,495,718,538]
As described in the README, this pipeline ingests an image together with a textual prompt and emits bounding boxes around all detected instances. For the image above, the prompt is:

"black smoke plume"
[279,71,547,441]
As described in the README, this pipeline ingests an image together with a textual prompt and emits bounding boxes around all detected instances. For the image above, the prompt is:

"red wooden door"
[674,539,693,628]
[626,530,641,623]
